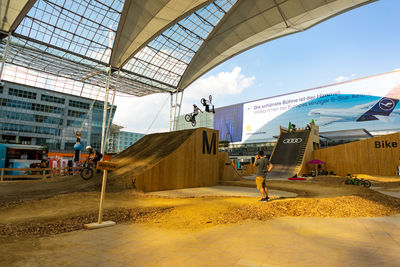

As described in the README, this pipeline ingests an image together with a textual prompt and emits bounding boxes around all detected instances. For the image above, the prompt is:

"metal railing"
[0,167,83,181]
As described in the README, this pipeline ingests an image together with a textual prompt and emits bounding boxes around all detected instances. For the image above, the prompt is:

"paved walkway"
[2,215,399,267]
[371,186,400,199]
[243,175,296,181]
[147,185,297,198]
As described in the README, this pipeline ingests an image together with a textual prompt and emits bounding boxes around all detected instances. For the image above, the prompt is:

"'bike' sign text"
[374,140,398,148]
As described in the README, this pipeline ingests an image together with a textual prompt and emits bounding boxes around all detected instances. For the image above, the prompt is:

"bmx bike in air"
[185,113,197,127]
[201,95,215,113]
[201,95,212,106]
[344,174,371,188]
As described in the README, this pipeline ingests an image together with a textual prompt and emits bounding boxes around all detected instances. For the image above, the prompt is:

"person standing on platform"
[253,150,273,202]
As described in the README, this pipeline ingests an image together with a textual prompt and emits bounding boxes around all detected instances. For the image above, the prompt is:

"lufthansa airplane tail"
[357,97,399,121]
[357,83,400,122]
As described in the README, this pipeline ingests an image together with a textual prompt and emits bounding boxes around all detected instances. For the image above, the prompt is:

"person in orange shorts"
[253,150,273,202]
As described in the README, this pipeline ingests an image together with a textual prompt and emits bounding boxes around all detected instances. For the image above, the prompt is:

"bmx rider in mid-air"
[86,145,103,171]
[191,104,203,123]
[201,95,215,113]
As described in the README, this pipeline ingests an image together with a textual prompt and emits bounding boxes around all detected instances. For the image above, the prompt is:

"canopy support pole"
[175,90,184,131]
[170,92,174,131]
[0,32,11,79]
[170,90,184,131]
[104,69,119,151]
[100,67,111,155]
[84,66,115,229]
[172,90,178,131]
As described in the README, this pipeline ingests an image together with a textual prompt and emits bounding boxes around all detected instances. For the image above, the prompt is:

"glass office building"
[0,81,116,152]
[108,131,145,153]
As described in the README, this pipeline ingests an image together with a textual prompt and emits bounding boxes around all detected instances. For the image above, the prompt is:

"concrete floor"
[3,215,400,267]
[371,186,400,199]
[147,185,297,198]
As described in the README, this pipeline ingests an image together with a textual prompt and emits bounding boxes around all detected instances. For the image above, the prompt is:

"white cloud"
[335,74,357,83]
[112,67,255,133]
[184,67,254,100]
[113,93,171,134]
[179,67,254,114]
[335,76,346,82]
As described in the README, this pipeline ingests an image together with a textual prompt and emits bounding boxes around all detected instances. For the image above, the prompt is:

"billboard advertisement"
[241,70,400,143]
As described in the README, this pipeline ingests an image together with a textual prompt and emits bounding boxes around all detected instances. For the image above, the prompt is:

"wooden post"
[84,161,118,229]
[0,168,3,181]
[42,169,46,180]
[98,169,107,224]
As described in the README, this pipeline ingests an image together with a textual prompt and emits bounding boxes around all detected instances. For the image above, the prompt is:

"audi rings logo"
[283,138,302,144]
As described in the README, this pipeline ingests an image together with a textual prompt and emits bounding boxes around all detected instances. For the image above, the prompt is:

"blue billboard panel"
[241,70,400,143]
[213,103,243,142]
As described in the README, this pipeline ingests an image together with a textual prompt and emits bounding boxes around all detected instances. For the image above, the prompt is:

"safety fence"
[0,167,83,181]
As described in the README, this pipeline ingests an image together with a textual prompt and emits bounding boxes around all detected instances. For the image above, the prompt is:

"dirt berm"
[107,129,196,190]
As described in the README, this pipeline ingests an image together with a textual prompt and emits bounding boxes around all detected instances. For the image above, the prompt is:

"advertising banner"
[242,70,400,143]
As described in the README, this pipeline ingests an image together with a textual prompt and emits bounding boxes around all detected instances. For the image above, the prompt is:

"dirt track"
[0,174,101,204]
[0,176,399,237]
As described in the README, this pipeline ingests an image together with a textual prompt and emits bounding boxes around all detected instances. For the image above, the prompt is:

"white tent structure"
[0,0,377,152]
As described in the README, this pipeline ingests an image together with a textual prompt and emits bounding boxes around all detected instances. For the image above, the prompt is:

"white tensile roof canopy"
[0,0,376,98]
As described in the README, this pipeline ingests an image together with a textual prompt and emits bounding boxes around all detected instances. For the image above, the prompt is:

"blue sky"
[206,0,400,106]
[114,0,400,133]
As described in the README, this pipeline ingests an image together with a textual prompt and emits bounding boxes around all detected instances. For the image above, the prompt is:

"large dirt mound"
[0,207,173,237]
[108,129,196,189]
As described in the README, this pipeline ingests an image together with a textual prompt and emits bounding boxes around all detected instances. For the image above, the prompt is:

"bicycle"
[185,113,197,127]
[344,174,371,188]
[201,95,212,106]
[201,95,214,113]
[80,159,97,180]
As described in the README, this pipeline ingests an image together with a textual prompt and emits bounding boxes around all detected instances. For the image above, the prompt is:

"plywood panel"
[132,128,219,192]
[313,132,400,176]
[218,152,241,181]
[299,125,320,175]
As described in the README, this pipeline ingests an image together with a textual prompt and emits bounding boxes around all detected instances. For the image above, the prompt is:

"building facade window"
[0,98,64,114]
[0,81,116,151]
[1,122,61,135]
[69,100,90,109]
[41,94,65,104]
[0,110,63,125]
[67,110,86,118]
[8,88,37,99]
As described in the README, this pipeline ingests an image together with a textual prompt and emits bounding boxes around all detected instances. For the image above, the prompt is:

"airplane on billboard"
[308,96,400,126]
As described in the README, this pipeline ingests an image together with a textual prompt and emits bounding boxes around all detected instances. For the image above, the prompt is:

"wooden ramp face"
[313,132,400,176]
[269,130,311,179]
[218,152,241,181]
[109,128,220,192]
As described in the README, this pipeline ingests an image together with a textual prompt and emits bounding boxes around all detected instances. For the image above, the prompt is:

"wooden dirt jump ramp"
[108,128,230,192]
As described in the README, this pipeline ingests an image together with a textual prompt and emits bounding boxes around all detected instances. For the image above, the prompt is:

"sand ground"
[0,175,399,266]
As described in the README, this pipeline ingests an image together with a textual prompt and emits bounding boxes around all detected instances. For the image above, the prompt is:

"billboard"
[240,70,400,143]
[213,103,243,142]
